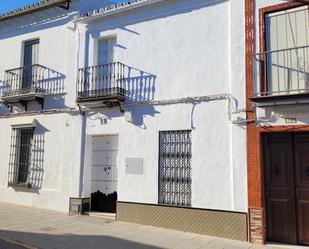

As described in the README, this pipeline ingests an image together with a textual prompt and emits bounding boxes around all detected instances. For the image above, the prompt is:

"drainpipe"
[78,104,86,198]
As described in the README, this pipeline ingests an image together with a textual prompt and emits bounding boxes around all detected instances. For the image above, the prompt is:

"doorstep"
[267,243,308,249]
[84,212,116,221]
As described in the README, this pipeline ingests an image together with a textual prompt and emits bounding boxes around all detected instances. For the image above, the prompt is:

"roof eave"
[0,0,71,23]
[76,0,167,24]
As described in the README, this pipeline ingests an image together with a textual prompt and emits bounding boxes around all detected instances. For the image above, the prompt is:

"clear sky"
[0,0,125,14]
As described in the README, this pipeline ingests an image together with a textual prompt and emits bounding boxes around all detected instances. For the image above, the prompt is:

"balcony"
[77,62,127,108]
[1,64,51,110]
[252,45,309,107]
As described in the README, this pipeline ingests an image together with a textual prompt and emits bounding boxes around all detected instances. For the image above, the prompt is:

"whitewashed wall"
[0,0,247,213]
[0,113,83,211]
[80,0,247,212]
[0,0,110,211]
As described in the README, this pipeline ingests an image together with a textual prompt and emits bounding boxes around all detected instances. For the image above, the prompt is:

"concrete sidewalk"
[0,202,294,249]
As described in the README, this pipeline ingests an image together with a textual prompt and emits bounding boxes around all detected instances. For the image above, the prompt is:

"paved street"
[0,202,298,249]
[0,240,25,249]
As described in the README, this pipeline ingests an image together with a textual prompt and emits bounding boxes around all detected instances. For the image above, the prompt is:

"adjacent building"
[246,0,309,246]
[1,0,308,246]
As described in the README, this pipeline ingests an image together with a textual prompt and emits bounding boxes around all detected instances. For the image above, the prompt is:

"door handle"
[275,166,280,176]
[306,167,309,176]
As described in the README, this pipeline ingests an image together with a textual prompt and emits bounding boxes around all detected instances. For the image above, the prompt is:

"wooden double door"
[264,133,309,245]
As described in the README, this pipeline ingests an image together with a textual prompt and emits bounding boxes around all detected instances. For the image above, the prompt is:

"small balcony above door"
[251,5,309,107]
[77,62,127,108]
[1,64,50,110]
[252,45,309,107]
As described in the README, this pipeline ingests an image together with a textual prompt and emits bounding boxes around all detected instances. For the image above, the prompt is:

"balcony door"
[265,6,309,95]
[98,38,116,65]
[97,38,117,92]
[22,39,39,90]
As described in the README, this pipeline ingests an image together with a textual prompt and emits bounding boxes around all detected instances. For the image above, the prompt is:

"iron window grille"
[159,130,192,207]
[8,128,34,187]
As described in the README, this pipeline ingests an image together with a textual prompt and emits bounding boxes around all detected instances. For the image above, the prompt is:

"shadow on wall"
[125,66,156,103]
[29,122,49,191]
[88,66,159,128]
[0,104,9,115]
[0,230,164,249]
[124,66,159,128]
[39,67,66,95]
[87,0,228,36]
[85,65,159,128]
[0,11,72,40]
[0,80,8,95]
[0,80,9,114]
[130,105,160,128]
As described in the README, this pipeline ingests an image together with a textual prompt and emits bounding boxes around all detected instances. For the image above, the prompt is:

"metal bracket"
[58,0,71,10]
[103,101,114,108]
[3,102,12,112]
[118,101,125,113]
[35,97,44,110]
[77,104,86,116]
[19,100,28,112]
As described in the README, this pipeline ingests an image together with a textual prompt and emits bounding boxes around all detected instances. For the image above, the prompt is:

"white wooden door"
[97,38,117,90]
[265,6,309,94]
[23,39,39,89]
[91,135,118,195]
[98,38,116,65]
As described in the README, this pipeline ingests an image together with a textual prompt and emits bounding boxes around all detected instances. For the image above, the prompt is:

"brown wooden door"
[263,134,297,244]
[293,133,309,246]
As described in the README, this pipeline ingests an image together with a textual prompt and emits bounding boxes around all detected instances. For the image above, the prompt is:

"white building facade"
[0,0,248,242]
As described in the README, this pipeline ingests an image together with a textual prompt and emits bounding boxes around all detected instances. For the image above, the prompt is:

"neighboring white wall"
[0,113,83,212]
[0,1,86,211]
[81,0,247,212]
[0,0,247,213]
[0,7,77,112]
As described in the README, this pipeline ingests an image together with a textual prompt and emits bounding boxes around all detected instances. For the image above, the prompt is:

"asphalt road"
[0,239,25,249]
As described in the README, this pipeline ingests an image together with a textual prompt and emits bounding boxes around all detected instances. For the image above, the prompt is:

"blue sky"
[0,0,124,14]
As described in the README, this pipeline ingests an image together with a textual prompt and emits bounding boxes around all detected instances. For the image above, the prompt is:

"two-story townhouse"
[74,0,248,241]
[246,0,309,246]
[0,0,249,242]
[0,0,112,212]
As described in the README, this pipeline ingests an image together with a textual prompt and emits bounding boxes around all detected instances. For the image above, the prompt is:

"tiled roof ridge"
[78,0,162,20]
[0,0,69,20]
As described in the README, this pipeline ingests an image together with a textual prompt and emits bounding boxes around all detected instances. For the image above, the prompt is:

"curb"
[0,237,38,249]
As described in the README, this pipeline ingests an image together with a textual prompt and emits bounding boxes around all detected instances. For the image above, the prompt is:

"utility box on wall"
[125,158,144,175]
[69,197,90,215]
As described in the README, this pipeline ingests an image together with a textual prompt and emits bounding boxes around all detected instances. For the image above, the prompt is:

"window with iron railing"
[253,5,309,98]
[158,130,192,207]
[253,46,309,97]
[3,64,50,97]
[77,62,127,100]
[8,128,34,187]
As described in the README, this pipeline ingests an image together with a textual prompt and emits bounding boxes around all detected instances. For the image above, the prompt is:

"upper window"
[264,6,309,95]
[158,130,192,207]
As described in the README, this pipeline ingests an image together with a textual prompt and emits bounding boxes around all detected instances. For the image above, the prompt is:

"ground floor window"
[8,128,34,185]
[159,130,192,207]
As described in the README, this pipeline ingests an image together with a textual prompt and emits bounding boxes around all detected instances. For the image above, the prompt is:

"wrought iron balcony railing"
[253,45,309,98]
[77,62,127,102]
[2,64,49,97]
